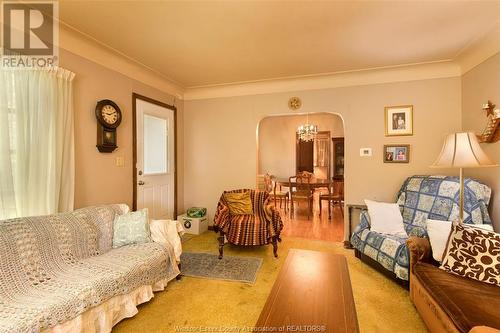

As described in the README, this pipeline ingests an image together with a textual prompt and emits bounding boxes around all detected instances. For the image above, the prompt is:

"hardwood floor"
[277,192,344,242]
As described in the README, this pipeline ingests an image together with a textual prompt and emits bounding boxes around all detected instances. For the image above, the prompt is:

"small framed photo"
[384,145,410,163]
[385,105,413,136]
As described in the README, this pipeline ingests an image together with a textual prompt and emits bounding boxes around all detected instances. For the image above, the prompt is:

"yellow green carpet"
[113,232,427,333]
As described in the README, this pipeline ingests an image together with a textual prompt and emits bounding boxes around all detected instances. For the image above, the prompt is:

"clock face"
[95,99,122,129]
[101,105,118,125]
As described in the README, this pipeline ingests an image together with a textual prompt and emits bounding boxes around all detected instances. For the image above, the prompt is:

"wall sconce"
[477,100,500,143]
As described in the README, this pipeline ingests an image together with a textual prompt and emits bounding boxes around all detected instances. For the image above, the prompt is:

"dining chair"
[264,174,289,212]
[319,179,344,219]
[257,174,267,191]
[289,172,314,219]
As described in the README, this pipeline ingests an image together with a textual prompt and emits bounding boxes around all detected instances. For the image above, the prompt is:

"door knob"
[138,181,145,185]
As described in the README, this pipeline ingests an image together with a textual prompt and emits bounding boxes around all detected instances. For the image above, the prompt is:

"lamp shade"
[432,132,497,168]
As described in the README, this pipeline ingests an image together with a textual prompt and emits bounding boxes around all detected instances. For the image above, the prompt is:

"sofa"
[350,175,492,283]
[214,189,283,258]
[0,204,180,333]
[407,236,500,333]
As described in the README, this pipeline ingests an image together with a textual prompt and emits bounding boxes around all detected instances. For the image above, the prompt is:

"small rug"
[180,252,263,284]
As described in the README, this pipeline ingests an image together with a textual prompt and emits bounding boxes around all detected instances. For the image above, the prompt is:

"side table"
[344,204,367,249]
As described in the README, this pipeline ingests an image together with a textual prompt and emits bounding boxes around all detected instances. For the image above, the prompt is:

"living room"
[0,1,499,333]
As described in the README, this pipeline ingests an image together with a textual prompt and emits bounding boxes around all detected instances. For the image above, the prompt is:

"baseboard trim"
[343,241,353,249]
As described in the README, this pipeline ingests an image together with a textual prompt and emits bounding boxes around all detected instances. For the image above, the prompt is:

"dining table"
[275,177,331,189]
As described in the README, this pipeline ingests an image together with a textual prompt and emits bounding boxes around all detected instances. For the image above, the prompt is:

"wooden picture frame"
[384,145,410,163]
[385,105,413,136]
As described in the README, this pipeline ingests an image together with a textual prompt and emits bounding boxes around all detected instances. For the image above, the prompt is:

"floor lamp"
[432,132,497,222]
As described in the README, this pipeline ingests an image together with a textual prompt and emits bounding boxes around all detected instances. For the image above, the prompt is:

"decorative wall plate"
[288,97,302,110]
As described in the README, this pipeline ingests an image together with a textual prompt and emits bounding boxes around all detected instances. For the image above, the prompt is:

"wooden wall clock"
[95,99,122,153]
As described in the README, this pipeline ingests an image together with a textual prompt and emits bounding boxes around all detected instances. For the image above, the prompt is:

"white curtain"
[0,67,75,219]
[314,138,328,167]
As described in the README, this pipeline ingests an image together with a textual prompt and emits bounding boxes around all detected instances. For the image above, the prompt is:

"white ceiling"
[59,1,500,88]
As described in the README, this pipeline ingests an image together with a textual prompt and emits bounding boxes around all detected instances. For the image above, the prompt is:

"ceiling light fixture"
[297,113,318,142]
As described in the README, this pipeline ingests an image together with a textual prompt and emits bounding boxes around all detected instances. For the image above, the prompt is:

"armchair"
[213,189,284,259]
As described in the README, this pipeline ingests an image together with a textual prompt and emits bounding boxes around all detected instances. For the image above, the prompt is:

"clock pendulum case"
[95,99,122,153]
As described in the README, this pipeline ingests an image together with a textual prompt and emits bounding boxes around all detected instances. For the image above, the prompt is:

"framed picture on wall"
[384,145,410,163]
[385,105,413,136]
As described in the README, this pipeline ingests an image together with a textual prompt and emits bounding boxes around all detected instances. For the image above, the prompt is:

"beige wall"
[56,33,498,234]
[184,77,461,233]
[258,113,344,178]
[59,49,184,212]
[462,52,500,230]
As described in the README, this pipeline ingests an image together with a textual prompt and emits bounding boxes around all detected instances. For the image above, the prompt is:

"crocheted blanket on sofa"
[0,205,179,333]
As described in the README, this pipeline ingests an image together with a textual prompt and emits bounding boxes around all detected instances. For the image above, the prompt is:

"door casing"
[132,93,177,217]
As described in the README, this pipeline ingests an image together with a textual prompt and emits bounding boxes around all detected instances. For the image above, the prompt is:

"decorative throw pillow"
[440,223,500,286]
[364,199,407,237]
[112,208,151,248]
[224,192,253,215]
[427,219,494,262]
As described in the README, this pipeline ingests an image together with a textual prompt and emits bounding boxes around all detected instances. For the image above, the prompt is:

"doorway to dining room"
[257,112,345,242]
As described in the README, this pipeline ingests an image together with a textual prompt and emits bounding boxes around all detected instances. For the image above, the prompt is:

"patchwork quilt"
[351,175,492,281]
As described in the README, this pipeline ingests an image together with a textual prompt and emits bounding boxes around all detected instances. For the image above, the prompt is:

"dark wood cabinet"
[332,137,344,179]
[296,134,314,173]
[296,131,332,178]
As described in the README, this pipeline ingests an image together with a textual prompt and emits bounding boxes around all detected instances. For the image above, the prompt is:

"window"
[143,114,168,174]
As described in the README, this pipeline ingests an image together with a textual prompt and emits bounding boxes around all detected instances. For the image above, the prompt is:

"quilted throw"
[214,189,283,246]
[0,205,179,333]
[396,175,492,235]
[351,175,492,281]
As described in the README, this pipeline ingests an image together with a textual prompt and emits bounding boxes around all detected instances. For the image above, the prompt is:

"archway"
[256,112,346,242]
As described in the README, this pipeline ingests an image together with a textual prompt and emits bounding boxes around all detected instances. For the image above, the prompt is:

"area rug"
[180,252,263,284]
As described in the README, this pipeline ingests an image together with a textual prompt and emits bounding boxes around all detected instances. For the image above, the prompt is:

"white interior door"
[135,98,175,219]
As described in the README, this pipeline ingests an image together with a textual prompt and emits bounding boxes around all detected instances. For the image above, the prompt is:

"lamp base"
[459,167,464,224]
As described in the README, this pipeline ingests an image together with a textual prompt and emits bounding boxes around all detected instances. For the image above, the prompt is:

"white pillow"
[364,199,407,237]
[426,219,494,262]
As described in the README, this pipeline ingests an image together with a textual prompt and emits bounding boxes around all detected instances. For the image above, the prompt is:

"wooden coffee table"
[255,249,359,333]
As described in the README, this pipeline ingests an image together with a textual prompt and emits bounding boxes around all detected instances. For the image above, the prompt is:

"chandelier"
[297,114,318,142]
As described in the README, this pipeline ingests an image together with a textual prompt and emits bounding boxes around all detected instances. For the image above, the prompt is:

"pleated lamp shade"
[432,132,497,168]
